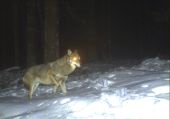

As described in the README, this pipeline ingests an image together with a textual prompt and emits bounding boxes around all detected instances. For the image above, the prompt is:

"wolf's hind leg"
[33,82,39,94]
[29,82,39,99]
[29,85,34,99]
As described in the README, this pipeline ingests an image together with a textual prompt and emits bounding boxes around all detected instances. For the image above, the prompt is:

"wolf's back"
[23,64,51,84]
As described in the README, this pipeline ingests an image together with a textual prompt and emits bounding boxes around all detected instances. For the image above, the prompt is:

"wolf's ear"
[67,49,72,55]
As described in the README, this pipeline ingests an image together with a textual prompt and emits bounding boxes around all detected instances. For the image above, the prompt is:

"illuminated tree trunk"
[44,0,60,63]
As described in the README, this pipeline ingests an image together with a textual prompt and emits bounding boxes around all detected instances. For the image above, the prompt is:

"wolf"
[23,49,80,99]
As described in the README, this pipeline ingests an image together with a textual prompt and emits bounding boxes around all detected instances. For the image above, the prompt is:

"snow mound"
[133,57,170,72]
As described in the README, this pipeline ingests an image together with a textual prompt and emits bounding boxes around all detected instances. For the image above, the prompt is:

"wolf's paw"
[62,90,67,95]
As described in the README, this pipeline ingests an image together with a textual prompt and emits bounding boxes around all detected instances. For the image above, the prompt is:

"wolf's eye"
[73,57,77,61]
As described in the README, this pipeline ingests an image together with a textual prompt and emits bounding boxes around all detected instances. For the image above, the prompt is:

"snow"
[0,57,169,119]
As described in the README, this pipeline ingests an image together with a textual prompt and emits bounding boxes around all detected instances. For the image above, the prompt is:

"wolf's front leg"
[48,71,60,94]
[53,84,60,94]
[60,81,67,94]
[59,76,68,94]
[51,80,60,94]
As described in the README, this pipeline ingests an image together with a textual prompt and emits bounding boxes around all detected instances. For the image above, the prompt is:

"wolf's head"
[67,49,81,68]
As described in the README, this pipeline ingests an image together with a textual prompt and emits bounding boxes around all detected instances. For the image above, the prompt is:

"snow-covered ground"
[0,57,169,119]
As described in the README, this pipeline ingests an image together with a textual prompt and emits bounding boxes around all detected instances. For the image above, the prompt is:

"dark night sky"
[0,0,169,69]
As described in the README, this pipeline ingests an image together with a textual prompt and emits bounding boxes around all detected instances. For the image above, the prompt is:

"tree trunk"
[26,0,37,67]
[106,0,112,59]
[44,0,60,63]
[86,0,97,61]
[12,1,20,66]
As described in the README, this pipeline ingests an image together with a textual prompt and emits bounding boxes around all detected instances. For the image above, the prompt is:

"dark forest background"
[0,0,169,70]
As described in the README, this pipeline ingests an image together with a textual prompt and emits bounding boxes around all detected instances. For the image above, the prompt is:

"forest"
[0,0,169,70]
[0,1,169,118]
